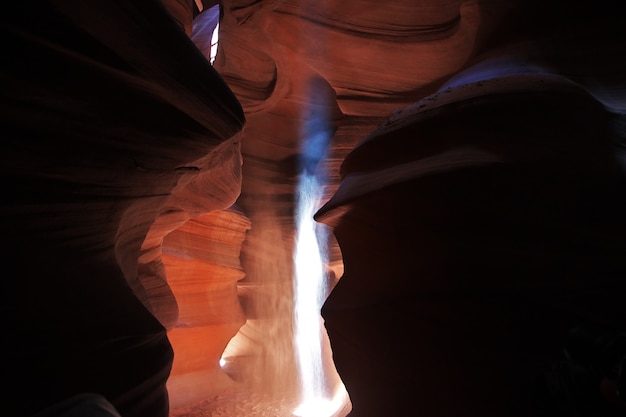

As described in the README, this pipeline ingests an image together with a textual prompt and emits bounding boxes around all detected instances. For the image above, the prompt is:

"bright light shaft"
[294,173,327,402]
[292,79,345,417]
[294,173,346,417]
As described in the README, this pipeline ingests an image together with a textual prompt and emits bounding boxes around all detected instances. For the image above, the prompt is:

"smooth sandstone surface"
[3,0,626,416]
[2,1,243,416]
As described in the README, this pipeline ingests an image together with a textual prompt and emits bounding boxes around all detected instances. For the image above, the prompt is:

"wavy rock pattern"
[214,0,626,416]
[163,209,250,409]
[314,4,626,416]
[5,0,626,416]
[1,1,243,416]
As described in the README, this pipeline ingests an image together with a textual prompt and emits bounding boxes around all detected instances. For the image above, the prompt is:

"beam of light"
[294,174,348,417]
[292,81,348,417]
[293,178,351,417]
[293,173,326,409]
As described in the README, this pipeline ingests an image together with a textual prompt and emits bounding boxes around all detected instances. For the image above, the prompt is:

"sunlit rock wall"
[5,0,626,416]
[214,0,525,316]
[163,208,250,409]
[206,0,522,412]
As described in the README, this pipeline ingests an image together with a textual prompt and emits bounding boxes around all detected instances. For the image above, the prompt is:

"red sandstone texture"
[2,1,243,416]
[3,0,626,416]
[217,1,626,414]
[163,209,250,408]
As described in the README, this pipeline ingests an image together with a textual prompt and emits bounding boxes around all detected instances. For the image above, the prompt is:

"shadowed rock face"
[219,0,626,415]
[3,0,626,416]
[2,1,243,416]
[316,72,626,416]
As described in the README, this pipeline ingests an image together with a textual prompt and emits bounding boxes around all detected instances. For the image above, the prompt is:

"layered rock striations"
[163,209,250,409]
[316,4,626,415]
[1,2,244,416]
[5,0,626,416]
[317,77,626,416]
[208,3,517,401]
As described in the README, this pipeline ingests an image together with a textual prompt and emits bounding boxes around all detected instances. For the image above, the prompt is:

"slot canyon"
[2,1,626,416]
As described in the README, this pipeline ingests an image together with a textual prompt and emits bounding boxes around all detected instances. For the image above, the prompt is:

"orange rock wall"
[5,0,626,416]
[163,210,250,408]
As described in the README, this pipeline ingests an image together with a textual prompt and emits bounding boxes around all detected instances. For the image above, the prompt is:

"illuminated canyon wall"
[215,1,626,414]
[3,0,626,416]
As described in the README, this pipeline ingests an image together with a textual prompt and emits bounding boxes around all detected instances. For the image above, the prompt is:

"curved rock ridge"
[316,73,617,221]
[192,1,605,415]
[163,208,251,410]
[274,0,463,41]
[6,0,626,416]
[267,0,484,117]
[1,2,244,417]
[315,8,626,416]
[317,103,626,417]
[137,130,244,330]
